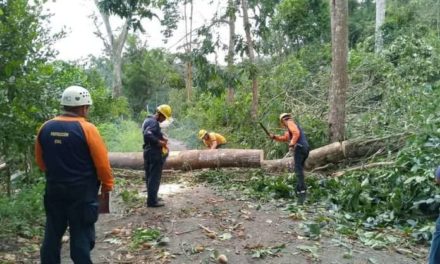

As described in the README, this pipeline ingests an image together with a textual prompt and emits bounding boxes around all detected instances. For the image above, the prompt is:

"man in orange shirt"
[269,113,310,204]
[35,86,114,263]
[198,129,227,149]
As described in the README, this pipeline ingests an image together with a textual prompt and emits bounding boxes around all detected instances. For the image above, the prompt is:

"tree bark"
[328,0,348,142]
[262,135,405,172]
[375,0,386,53]
[241,0,259,120]
[94,0,130,98]
[109,135,406,172]
[226,0,237,104]
[184,0,194,101]
[109,149,264,170]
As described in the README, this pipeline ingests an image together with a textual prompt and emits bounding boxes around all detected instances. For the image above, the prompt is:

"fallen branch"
[262,133,406,172]
[175,227,200,235]
[198,224,216,234]
[332,161,395,177]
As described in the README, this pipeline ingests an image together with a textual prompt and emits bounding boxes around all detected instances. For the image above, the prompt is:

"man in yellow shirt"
[198,129,227,149]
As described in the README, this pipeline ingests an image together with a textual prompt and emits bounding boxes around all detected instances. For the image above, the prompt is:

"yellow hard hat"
[198,129,207,139]
[157,104,172,119]
[279,113,291,122]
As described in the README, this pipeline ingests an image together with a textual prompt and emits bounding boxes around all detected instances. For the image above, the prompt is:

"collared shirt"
[203,132,227,148]
[142,115,165,151]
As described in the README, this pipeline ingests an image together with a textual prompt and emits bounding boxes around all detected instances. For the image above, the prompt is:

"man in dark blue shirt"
[35,85,114,263]
[142,104,172,207]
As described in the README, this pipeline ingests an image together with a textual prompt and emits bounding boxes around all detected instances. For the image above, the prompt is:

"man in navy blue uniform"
[35,86,114,263]
[142,104,172,207]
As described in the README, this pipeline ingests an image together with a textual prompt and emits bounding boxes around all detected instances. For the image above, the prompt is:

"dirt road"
[56,177,425,264]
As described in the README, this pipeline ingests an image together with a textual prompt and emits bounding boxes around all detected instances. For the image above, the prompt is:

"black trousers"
[144,149,164,205]
[41,181,99,264]
[292,144,310,193]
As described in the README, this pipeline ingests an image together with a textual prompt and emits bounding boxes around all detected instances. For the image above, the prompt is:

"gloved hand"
[158,140,167,147]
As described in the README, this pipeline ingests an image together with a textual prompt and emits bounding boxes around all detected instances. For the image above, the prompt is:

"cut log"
[109,135,406,172]
[109,149,264,171]
[261,135,405,172]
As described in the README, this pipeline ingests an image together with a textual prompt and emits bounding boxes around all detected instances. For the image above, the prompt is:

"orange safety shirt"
[273,119,306,147]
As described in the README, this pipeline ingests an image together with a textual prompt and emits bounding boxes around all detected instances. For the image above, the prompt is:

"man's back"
[37,115,96,184]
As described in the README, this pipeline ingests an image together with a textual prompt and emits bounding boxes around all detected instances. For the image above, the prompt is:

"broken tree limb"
[331,161,395,177]
[261,134,406,172]
[109,149,264,171]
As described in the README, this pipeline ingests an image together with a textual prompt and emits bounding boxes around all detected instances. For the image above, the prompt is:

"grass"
[98,120,143,152]
[0,178,45,239]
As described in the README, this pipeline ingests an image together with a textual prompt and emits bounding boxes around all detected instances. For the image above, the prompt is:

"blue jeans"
[144,149,164,205]
[429,216,440,264]
[40,182,99,264]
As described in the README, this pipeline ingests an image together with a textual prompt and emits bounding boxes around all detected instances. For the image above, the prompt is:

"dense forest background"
[0,0,439,251]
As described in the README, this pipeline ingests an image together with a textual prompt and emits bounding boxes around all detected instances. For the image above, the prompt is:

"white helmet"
[60,86,93,106]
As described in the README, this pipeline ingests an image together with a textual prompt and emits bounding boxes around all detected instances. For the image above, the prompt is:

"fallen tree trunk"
[109,134,406,172]
[262,134,406,172]
[109,149,264,171]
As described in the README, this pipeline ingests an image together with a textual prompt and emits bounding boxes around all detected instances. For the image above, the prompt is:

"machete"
[259,122,272,139]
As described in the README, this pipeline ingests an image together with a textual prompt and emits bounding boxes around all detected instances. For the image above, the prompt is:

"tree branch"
[94,0,115,47]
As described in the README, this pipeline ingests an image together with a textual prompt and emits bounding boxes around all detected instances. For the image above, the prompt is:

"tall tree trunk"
[94,0,129,98]
[241,0,259,119]
[328,0,348,142]
[226,0,236,104]
[375,0,386,53]
[184,0,193,102]
[112,52,123,97]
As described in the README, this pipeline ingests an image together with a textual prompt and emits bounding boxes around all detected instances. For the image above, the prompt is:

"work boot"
[147,201,165,208]
[296,190,307,205]
[295,183,307,205]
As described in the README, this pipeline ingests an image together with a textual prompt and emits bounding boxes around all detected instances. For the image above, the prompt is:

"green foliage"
[272,0,330,48]
[122,37,184,120]
[0,0,55,168]
[251,244,285,259]
[98,120,143,152]
[48,61,131,124]
[0,1,127,173]
[130,228,161,249]
[120,189,144,207]
[348,0,375,47]
[0,180,45,239]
